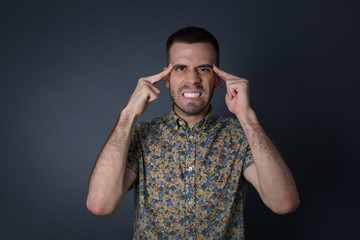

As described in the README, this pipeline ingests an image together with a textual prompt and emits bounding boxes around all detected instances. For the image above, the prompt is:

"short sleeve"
[235,120,254,171]
[126,124,141,175]
[243,143,254,171]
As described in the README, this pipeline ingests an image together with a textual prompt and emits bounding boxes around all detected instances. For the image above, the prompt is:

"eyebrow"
[173,64,186,69]
[195,64,213,69]
[173,64,213,69]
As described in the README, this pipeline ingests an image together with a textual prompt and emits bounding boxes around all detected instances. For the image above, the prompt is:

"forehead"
[169,42,216,64]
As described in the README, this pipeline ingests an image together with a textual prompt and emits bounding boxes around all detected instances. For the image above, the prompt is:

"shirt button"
[188,166,193,171]
[189,135,194,140]
[188,200,194,205]
[188,237,194,240]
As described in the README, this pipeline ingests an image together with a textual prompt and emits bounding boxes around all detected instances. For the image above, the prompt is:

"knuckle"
[138,77,149,84]
[137,79,150,88]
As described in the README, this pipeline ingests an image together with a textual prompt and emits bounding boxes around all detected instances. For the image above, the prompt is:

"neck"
[174,105,210,128]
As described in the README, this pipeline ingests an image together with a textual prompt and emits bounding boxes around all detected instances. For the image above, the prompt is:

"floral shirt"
[127,110,254,239]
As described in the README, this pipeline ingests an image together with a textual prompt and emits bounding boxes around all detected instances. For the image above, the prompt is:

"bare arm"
[86,111,138,216]
[240,111,299,214]
[86,64,173,216]
[213,66,300,214]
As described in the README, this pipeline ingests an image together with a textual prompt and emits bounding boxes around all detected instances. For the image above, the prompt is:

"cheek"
[205,77,216,88]
[169,74,184,86]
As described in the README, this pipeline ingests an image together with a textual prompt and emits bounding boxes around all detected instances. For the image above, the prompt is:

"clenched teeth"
[183,92,200,98]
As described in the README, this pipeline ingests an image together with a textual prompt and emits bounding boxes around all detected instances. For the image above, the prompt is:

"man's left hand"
[213,65,252,118]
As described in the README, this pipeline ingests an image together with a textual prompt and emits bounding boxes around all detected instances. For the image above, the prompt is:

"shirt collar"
[167,105,214,131]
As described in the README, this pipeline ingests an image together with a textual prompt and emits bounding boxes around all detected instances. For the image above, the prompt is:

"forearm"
[239,110,300,213]
[87,108,137,215]
[86,66,173,215]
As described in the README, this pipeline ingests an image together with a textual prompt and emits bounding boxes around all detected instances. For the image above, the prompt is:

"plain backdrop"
[1,0,359,239]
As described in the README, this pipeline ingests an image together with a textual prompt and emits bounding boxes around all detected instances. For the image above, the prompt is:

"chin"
[177,102,210,116]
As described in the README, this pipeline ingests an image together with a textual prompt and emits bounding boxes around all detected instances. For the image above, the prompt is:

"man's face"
[165,42,222,117]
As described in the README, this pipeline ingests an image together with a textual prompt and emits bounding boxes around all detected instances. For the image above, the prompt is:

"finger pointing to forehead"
[146,62,174,84]
[213,65,234,81]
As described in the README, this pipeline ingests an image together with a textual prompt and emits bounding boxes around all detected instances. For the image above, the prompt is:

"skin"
[86,42,300,216]
[164,42,222,128]
[213,66,300,213]
[86,65,173,215]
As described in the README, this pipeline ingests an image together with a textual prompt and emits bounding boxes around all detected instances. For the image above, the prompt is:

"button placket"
[183,130,196,229]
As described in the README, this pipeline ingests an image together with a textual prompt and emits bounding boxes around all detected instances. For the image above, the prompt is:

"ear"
[214,75,222,89]
[163,67,170,88]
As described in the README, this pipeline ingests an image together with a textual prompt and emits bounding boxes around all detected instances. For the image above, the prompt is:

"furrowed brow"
[195,64,213,69]
[173,64,187,68]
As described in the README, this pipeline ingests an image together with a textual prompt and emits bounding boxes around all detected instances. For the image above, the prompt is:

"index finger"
[146,62,174,84]
[212,65,236,81]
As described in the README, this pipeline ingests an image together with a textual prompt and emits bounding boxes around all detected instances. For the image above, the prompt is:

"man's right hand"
[123,63,173,117]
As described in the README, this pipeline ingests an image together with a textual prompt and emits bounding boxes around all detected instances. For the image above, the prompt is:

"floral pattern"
[127,110,253,239]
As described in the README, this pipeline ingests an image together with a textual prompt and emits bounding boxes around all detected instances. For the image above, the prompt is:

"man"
[87,26,300,239]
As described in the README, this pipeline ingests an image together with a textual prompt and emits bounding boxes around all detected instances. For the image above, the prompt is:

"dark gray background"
[1,0,359,239]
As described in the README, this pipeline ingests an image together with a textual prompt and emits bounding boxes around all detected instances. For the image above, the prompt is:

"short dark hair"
[166,26,220,66]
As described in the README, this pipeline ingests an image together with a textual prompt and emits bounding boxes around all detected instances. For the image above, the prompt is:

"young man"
[87,26,300,239]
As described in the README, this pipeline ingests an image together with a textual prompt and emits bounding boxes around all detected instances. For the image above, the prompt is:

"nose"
[186,68,201,84]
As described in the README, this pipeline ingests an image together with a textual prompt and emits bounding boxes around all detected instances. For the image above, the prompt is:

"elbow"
[270,195,300,215]
[86,185,128,216]
[86,197,117,216]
